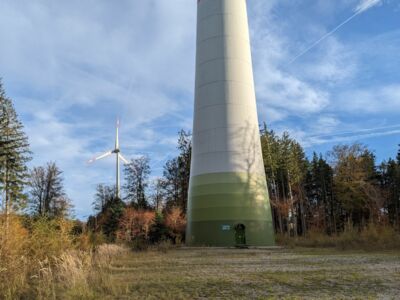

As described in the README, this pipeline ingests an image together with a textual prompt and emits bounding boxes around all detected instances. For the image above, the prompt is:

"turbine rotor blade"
[87,150,113,164]
[119,153,130,164]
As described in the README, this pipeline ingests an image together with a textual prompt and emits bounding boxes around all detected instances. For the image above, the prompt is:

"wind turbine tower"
[88,119,130,199]
[187,0,275,246]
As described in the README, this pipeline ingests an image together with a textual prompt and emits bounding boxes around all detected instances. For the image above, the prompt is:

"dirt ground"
[105,247,400,299]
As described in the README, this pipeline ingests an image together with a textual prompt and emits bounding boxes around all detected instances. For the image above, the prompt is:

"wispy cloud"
[250,0,331,121]
[0,0,196,217]
[305,126,400,147]
[289,0,383,64]
[335,84,400,113]
[0,0,397,218]
[355,0,383,13]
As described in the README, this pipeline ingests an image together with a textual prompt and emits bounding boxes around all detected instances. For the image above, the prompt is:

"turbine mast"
[116,151,120,199]
[115,118,120,151]
[115,118,121,199]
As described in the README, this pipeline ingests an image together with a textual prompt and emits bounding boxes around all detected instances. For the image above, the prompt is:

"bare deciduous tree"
[29,162,72,218]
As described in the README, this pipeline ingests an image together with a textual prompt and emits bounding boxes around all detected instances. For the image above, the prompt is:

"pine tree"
[163,158,180,208]
[304,153,336,233]
[396,146,400,229]
[260,127,309,236]
[162,130,191,212]
[397,145,400,165]
[287,139,308,235]
[0,81,31,220]
[96,196,125,242]
[260,125,282,233]
[176,130,191,212]
[380,154,400,229]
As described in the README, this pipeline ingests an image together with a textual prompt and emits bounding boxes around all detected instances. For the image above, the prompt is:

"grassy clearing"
[96,247,400,299]
[2,215,399,299]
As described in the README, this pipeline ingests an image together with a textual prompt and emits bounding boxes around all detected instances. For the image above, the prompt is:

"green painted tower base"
[186,173,275,247]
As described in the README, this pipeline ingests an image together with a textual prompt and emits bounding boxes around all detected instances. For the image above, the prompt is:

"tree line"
[88,123,400,243]
[1,80,400,244]
[260,125,400,236]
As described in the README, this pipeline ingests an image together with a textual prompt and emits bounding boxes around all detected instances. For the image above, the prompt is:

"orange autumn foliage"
[117,208,155,242]
[165,207,186,243]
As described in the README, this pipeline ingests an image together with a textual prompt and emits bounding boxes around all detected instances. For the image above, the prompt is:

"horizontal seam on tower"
[190,193,267,198]
[196,79,253,90]
[190,182,265,187]
[195,102,252,111]
[192,125,259,135]
[195,102,255,110]
[198,12,245,23]
[193,150,260,156]
[189,172,267,180]
[197,56,252,68]
[190,185,266,190]
[198,34,250,45]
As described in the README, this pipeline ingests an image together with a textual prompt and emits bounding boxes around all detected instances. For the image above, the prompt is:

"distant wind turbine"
[88,119,130,199]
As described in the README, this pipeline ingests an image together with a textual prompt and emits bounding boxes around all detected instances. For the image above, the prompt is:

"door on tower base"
[234,224,246,246]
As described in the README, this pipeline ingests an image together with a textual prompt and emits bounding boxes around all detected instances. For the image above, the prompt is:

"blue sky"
[0,0,399,218]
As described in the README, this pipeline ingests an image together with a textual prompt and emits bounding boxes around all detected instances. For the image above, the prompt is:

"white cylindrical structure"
[187,0,275,246]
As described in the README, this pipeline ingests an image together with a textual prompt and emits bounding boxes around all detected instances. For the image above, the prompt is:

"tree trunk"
[4,162,10,235]
[272,178,283,234]
[299,194,307,236]
[287,172,297,237]
[396,195,400,231]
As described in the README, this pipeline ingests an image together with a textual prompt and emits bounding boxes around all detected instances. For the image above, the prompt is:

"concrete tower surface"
[187,0,275,246]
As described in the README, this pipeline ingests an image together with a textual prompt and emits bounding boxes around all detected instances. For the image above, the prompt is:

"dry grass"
[50,245,129,299]
[0,216,30,298]
[0,215,129,299]
[12,244,130,300]
[2,216,400,299]
[278,225,400,250]
[99,247,400,299]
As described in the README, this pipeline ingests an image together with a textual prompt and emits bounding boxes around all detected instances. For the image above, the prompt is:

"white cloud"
[256,71,330,115]
[0,0,397,217]
[0,0,196,217]
[300,37,357,83]
[355,0,383,13]
[250,0,332,120]
[336,85,400,113]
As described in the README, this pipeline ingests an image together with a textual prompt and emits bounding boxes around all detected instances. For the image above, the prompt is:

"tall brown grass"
[0,215,30,298]
[0,214,128,299]
[277,224,400,251]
